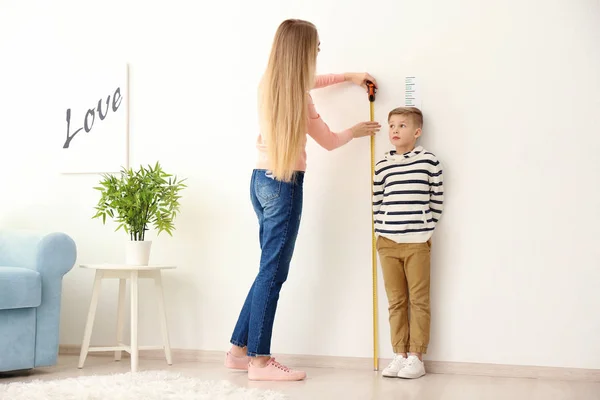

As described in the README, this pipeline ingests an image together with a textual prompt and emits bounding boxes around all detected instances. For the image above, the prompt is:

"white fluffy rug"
[0,370,288,400]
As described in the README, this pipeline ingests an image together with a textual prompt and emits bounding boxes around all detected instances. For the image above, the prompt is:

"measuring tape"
[366,81,379,371]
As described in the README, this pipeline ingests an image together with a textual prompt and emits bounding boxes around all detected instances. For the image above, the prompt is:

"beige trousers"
[376,236,431,354]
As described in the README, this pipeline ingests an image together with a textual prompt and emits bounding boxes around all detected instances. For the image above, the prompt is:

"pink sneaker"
[224,351,249,370]
[248,358,306,381]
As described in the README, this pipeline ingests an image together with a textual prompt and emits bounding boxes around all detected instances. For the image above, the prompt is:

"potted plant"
[92,162,186,265]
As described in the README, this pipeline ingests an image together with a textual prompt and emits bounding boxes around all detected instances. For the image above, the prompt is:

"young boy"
[373,107,444,379]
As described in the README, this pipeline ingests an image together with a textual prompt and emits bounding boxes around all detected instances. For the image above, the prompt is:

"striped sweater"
[372,146,444,243]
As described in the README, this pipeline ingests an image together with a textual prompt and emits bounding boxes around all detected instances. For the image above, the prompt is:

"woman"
[225,19,381,381]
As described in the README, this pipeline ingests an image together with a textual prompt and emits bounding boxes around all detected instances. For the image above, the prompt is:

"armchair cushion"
[0,267,41,310]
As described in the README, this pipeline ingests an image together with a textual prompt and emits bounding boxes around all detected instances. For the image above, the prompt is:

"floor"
[1,355,599,400]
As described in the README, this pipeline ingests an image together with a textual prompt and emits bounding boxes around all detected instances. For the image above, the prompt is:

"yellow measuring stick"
[367,81,379,371]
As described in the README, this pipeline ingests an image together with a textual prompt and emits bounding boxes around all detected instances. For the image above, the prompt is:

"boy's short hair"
[388,107,423,128]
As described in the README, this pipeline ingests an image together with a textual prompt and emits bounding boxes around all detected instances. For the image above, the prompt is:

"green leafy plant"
[92,162,186,241]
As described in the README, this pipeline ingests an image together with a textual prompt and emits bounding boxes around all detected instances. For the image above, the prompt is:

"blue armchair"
[0,230,76,372]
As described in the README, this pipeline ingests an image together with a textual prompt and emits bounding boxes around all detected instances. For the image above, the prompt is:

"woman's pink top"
[255,74,353,171]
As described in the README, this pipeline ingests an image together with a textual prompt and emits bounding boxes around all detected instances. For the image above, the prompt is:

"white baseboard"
[59,345,600,382]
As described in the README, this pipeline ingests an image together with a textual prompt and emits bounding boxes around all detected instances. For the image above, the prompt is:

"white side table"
[77,264,176,372]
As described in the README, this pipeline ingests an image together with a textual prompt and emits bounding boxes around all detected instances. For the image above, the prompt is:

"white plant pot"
[125,240,152,266]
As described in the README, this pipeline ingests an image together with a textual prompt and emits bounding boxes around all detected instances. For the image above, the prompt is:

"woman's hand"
[344,72,378,90]
[351,121,381,138]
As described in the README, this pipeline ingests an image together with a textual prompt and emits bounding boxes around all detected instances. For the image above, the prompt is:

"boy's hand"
[344,72,378,90]
[351,121,381,138]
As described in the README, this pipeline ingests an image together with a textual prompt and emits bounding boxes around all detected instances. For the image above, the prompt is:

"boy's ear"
[414,128,423,139]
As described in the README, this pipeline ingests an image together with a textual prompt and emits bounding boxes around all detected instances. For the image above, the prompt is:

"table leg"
[154,271,173,365]
[78,271,103,369]
[130,270,139,372]
[115,278,126,361]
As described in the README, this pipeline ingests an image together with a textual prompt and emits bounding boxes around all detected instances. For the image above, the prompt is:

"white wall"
[1,0,599,370]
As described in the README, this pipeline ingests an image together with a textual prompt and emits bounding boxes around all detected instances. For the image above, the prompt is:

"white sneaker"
[397,355,426,379]
[382,354,407,377]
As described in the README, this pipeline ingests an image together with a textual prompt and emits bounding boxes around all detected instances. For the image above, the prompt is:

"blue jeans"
[230,169,304,356]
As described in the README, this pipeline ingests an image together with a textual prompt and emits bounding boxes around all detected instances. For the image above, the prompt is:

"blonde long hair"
[259,19,319,182]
